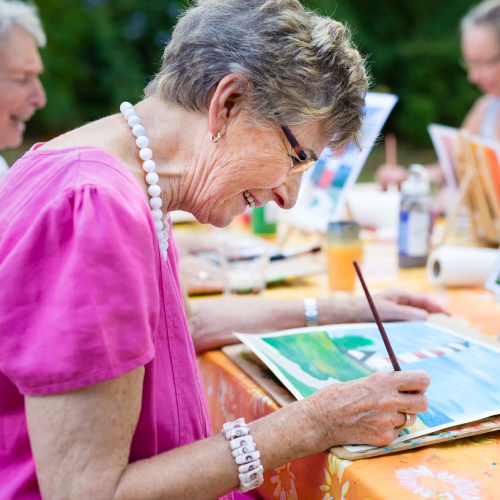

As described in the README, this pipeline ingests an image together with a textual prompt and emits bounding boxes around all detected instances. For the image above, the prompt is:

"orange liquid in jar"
[327,243,363,292]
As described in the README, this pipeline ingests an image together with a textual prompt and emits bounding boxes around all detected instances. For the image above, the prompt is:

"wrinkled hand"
[302,370,430,449]
[357,287,449,322]
[375,163,409,191]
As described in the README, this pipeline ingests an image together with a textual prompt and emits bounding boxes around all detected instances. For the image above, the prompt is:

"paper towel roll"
[427,245,498,287]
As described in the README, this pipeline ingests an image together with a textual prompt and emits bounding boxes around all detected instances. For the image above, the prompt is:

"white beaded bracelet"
[222,418,264,492]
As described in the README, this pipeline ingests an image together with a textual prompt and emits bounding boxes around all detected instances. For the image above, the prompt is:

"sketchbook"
[233,315,500,456]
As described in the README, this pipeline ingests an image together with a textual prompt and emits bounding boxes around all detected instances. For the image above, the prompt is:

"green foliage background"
[30,0,481,148]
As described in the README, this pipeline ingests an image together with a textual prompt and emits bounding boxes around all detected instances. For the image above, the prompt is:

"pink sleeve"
[0,185,158,395]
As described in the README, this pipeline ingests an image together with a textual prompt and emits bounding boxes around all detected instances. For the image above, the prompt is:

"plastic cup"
[219,241,269,296]
[327,221,362,292]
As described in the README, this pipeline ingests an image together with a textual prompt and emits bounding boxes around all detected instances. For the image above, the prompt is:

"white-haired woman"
[0,1,430,499]
[377,0,500,189]
[0,0,45,179]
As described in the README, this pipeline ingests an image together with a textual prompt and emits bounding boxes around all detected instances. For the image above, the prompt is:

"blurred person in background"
[376,0,500,190]
[0,0,46,180]
[0,1,436,498]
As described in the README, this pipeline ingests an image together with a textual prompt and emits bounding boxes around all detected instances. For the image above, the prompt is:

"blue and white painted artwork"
[236,321,500,450]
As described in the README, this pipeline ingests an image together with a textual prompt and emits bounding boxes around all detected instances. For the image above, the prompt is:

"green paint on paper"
[263,331,372,382]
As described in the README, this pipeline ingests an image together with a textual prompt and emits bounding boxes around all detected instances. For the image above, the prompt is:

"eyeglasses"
[460,52,500,71]
[281,125,317,174]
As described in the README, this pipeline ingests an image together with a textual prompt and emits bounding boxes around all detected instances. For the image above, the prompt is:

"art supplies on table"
[279,92,398,234]
[327,222,362,292]
[397,165,431,268]
[428,245,498,287]
[353,260,402,371]
[233,315,500,457]
[196,241,324,285]
[251,203,279,235]
[219,240,270,296]
[266,254,325,283]
[345,186,400,233]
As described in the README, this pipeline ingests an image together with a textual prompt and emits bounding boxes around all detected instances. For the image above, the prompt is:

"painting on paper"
[428,124,460,191]
[235,321,500,451]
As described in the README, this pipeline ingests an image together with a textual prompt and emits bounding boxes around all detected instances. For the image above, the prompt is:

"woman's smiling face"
[189,115,328,228]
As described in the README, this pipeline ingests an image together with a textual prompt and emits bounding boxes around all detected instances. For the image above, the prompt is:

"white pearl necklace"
[120,102,169,261]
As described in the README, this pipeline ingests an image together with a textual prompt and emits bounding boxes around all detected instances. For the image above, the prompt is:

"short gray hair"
[146,0,368,153]
[0,0,45,47]
[461,0,500,37]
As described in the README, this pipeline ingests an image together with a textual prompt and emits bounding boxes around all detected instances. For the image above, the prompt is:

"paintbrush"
[353,260,401,371]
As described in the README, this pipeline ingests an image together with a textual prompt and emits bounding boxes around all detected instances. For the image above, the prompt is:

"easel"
[440,129,500,246]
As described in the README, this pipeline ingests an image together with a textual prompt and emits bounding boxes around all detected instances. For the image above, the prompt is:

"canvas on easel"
[429,124,500,245]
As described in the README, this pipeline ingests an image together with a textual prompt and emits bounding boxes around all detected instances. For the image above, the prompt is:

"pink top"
[0,145,232,500]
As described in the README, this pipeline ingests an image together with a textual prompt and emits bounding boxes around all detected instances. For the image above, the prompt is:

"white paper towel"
[346,189,401,230]
[427,245,498,287]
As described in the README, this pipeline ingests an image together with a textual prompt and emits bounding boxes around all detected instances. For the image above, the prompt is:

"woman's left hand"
[189,287,450,352]
[354,287,449,322]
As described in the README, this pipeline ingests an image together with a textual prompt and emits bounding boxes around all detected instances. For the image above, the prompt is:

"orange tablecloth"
[197,239,500,500]
[200,351,500,500]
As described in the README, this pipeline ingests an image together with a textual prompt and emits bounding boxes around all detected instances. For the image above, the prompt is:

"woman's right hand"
[299,370,430,451]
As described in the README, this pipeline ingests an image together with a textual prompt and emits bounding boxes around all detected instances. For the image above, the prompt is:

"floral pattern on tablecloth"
[319,453,352,500]
[270,462,298,500]
[455,436,496,447]
[247,386,277,414]
[395,465,483,500]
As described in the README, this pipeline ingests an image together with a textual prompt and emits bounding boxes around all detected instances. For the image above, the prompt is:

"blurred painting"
[236,321,500,450]
[471,135,500,204]
[280,92,398,233]
[429,123,500,200]
[428,124,460,190]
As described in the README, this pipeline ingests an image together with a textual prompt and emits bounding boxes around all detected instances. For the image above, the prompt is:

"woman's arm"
[375,162,445,189]
[188,288,447,353]
[26,366,429,500]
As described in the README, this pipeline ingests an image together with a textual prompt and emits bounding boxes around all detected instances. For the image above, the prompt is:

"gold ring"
[395,412,411,430]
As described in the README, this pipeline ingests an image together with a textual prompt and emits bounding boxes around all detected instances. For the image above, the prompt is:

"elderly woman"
[0,1,430,499]
[377,0,500,189]
[0,0,46,179]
